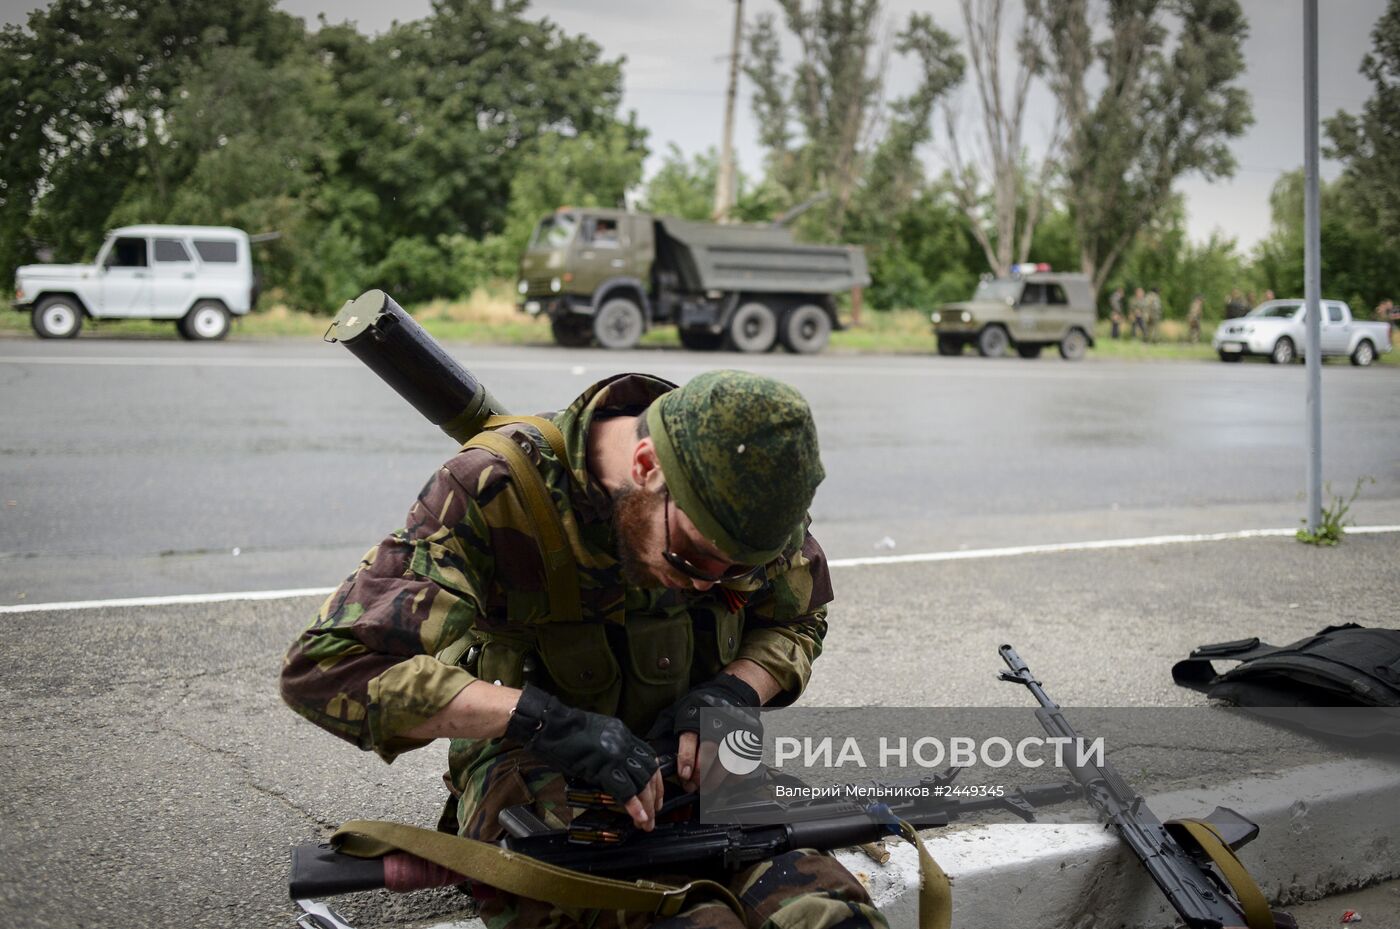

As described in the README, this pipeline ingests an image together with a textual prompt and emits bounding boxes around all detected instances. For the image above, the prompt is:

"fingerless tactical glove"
[646,673,760,743]
[505,684,658,802]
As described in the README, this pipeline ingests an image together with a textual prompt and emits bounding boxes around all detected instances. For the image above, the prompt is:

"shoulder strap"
[1165,818,1276,929]
[482,414,570,469]
[332,820,739,919]
[331,817,951,929]
[464,428,582,623]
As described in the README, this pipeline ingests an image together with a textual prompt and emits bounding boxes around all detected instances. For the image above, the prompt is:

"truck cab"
[13,224,255,340]
[931,267,1096,360]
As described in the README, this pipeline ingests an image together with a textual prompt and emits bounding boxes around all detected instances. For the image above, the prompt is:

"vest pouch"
[622,613,694,734]
[715,609,743,665]
[537,623,622,715]
[476,634,536,689]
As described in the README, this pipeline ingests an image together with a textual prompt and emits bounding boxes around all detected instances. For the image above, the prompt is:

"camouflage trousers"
[448,748,888,929]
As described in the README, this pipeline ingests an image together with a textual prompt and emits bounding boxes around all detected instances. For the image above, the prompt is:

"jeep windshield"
[972,280,1021,303]
[529,213,578,249]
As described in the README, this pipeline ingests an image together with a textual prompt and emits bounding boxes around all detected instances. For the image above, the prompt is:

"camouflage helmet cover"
[646,370,824,564]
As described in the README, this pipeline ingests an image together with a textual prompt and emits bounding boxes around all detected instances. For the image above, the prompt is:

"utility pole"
[713,0,743,222]
[1303,0,1323,533]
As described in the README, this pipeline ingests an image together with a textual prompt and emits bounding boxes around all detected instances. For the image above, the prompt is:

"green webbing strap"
[332,820,741,919]
[481,414,570,468]
[331,817,950,929]
[464,429,582,623]
[896,820,952,929]
[1168,818,1274,929]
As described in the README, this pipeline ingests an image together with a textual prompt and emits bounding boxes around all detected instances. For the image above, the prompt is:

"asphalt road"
[1,335,1398,928]
[1,337,1397,604]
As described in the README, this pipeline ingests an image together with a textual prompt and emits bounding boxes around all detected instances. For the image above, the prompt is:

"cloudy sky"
[3,0,1388,252]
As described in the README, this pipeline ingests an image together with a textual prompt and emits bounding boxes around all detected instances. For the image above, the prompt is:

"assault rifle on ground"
[289,761,1080,899]
[998,644,1297,929]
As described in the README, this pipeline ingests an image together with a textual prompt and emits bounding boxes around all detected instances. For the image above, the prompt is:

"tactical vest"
[433,416,744,735]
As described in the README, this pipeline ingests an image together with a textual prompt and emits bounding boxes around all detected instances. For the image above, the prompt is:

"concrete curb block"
[842,758,1400,929]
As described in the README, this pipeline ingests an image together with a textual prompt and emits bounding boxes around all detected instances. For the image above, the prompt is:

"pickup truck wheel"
[1058,329,1088,360]
[32,296,84,339]
[936,335,963,356]
[592,297,644,350]
[550,315,593,348]
[726,301,778,353]
[1218,350,1243,362]
[179,301,231,341]
[976,325,1009,358]
[1350,340,1376,366]
[1016,343,1043,359]
[1269,336,1295,365]
[678,329,724,351]
[779,304,831,354]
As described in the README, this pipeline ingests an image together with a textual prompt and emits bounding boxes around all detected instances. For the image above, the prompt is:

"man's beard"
[612,483,661,588]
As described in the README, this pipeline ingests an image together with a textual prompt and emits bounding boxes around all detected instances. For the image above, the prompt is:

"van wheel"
[32,296,83,339]
[976,325,1009,358]
[936,335,963,356]
[1269,336,1295,365]
[779,304,831,354]
[179,301,231,341]
[550,315,593,348]
[1350,340,1375,367]
[1016,343,1043,359]
[1058,329,1088,360]
[592,297,644,350]
[726,301,778,352]
[1218,351,1243,362]
[678,328,724,351]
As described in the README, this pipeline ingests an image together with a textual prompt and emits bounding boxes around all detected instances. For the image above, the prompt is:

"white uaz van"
[13,225,256,340]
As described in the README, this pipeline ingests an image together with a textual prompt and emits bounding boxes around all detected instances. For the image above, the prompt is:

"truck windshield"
[1247,303,1301,318]
[530,213,578,249]
[973,280,1021,303]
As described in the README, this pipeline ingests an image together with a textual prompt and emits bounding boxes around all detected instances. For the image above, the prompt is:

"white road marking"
[828,524,1400,568]
[0,353,1195,381]
[3,525,1397,614]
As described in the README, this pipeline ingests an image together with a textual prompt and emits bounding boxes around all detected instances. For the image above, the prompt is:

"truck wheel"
[592,297,644,350]
[678,329,724,351]
[975,325,1009,358]
[936,335,963,356]
[1058,329,1088,361]
[1218,350,1243,362]
[1016,343,1043,359]
[178,301,231,341]
[779,304,831,354]
[550,315,593,348]
[32,296,83,339]
[726,301,778,353]
[1269,337,1295,365]
[1350,340,1375,367]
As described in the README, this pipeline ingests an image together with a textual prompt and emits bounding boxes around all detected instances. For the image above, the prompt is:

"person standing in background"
[1144,288,1163,343]
[1187,294,1204,343]
[1109,286,1125,339]
[1129,287,1148,340]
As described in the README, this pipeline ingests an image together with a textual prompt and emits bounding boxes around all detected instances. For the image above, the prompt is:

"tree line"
[2,0,1397,321]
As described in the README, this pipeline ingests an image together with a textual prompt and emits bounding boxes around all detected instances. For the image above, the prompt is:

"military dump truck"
[517,208,869,353]
[930,266,1096,360]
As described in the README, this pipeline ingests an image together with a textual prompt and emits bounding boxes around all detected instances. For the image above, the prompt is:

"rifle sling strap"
[1167,818,1274,929]
[330,817,952,929]
[331,819,738,918]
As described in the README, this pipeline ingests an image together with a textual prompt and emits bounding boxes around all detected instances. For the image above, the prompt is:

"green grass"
[4,294,1395,366]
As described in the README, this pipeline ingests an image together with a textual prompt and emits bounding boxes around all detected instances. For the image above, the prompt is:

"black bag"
[1173,624,1400,742]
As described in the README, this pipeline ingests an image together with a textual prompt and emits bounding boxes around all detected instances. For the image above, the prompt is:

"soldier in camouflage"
[281,370,884,928]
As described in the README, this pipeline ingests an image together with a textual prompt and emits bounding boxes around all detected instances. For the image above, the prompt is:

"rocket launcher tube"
[325,289,507,442]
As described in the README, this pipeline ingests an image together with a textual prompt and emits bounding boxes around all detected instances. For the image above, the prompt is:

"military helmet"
[646,370,824,564]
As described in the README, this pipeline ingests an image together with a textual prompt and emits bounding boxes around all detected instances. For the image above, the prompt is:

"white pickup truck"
[1213,298,1393,366]
[12,224,255,340]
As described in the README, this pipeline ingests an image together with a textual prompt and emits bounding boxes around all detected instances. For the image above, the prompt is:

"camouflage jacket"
[280,373,833,781]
